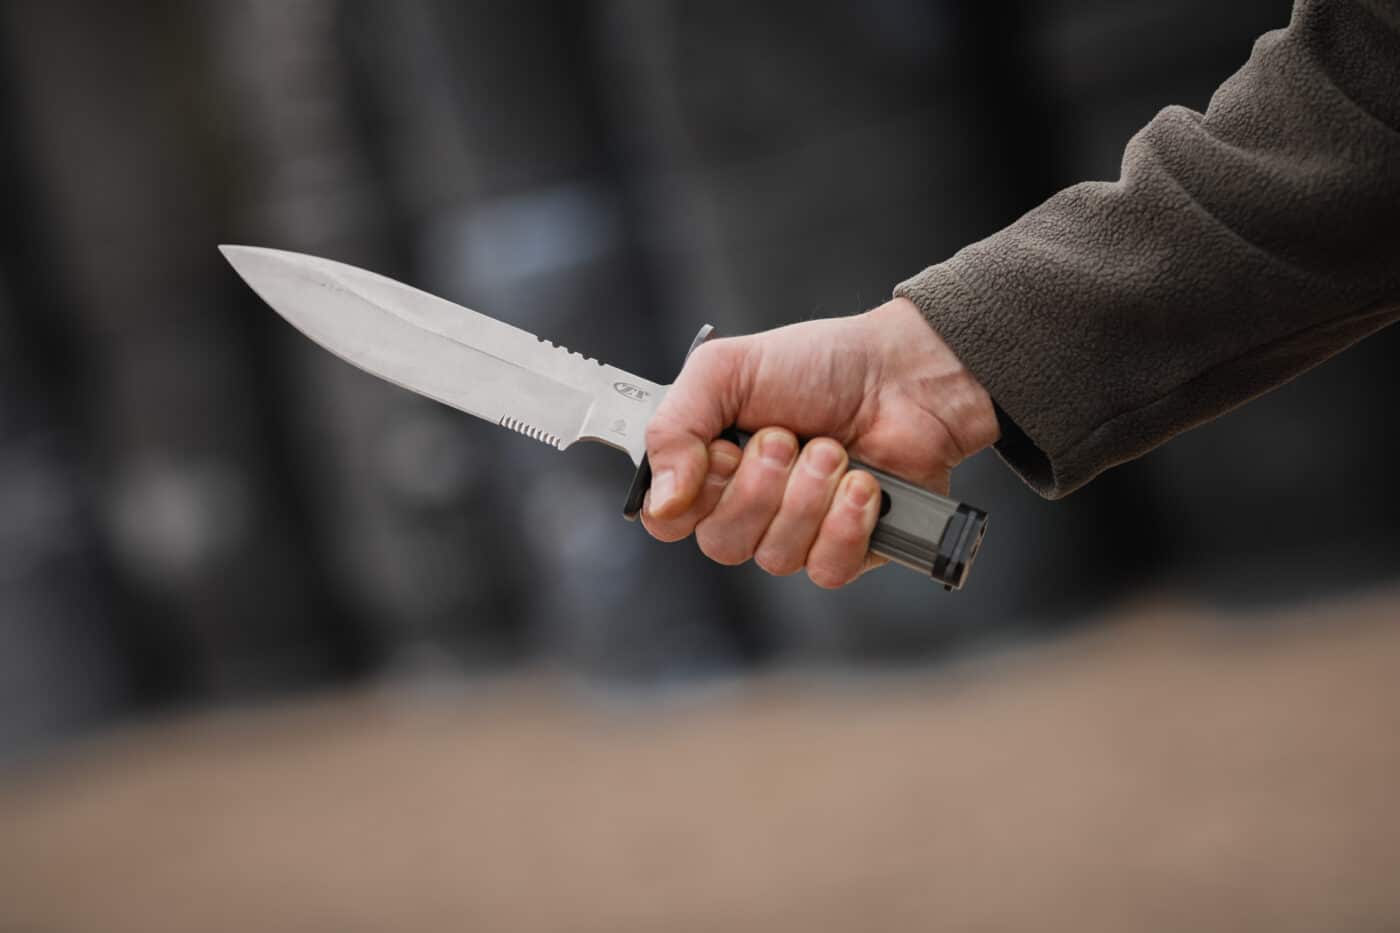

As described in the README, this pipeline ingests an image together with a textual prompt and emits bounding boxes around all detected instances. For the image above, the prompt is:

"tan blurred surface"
[3,593,1400,932]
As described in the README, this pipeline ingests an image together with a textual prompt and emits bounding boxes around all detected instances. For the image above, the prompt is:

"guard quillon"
[220,246,989,590]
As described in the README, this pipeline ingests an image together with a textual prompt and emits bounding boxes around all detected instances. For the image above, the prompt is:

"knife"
[220,246,989,589]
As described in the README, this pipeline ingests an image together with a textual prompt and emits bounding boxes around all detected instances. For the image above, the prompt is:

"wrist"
[862,298,1000,461]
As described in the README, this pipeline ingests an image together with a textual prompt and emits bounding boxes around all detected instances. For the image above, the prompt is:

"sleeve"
[894,0,1400,498]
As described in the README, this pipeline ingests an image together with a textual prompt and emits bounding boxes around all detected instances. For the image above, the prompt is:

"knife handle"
[622,326,990,591]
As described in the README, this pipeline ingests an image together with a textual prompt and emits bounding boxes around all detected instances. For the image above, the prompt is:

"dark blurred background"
[3,0,1399,762]
[7,3,1400,930]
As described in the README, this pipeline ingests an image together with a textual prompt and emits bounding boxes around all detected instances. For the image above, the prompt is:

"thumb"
[644,338,748,519]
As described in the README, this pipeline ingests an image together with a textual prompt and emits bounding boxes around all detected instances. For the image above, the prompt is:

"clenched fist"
[642,297,999,588]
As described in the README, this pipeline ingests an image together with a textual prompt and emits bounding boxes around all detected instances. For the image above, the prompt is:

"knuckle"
[732,460,783,502]
[695,524,751,567]
[642,515,692,544]
[806,564,851,590]
[689,336,739,373]
[754,547,801,577]
[644,413,680,452]
[687,339,724,371]
[785,475,835,518]
[824,514,871,550]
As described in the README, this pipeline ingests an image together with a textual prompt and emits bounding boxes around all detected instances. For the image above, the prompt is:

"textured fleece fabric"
[895,0,1400,498]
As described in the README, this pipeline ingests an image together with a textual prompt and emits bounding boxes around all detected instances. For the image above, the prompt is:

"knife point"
[218,243,253,262]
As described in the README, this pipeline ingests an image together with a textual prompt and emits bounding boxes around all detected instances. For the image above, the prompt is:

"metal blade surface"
[220,246,663,463]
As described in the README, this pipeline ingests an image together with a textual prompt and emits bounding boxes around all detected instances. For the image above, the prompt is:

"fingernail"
[846,474,875,508]
[707,451,738,487]
[710,448,739,474]
[759,431,795,467]
[651,469,677,513]
[804,441,844,478]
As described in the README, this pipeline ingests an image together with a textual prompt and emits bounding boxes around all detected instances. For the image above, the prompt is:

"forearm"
[897,0,1400,498]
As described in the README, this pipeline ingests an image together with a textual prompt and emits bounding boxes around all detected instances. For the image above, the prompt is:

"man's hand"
[642,297,999,588]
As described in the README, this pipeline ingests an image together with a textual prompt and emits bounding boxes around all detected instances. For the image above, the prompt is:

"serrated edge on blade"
[498,415,563,449]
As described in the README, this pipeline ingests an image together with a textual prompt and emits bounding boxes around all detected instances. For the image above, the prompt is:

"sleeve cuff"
[895,263,1067,499]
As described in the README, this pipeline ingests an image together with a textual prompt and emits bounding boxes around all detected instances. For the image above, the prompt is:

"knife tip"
[218,245,278,283]
[218,244,284,276]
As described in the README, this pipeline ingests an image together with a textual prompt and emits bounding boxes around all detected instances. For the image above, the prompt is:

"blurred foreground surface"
[4,591,1399,933]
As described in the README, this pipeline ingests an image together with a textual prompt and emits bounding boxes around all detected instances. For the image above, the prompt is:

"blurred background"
[2,1,1399,929]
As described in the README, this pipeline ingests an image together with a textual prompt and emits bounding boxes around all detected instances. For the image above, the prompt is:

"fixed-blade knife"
[220,246,988,589]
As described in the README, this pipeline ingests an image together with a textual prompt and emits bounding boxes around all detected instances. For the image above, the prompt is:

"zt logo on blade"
[612,382,650,402]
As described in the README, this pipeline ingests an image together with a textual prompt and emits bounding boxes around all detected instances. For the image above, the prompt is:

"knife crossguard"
[623,325,990,591]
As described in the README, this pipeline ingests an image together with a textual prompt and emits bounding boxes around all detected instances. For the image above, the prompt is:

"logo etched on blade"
[612,382,650,402]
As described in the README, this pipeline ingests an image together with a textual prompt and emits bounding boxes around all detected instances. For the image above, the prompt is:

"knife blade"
[221,246,989,589]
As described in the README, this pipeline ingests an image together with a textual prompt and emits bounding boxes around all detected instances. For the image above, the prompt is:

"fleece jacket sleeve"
[894,0,1400,498]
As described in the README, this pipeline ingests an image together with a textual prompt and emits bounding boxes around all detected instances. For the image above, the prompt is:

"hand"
[642,297,999,587]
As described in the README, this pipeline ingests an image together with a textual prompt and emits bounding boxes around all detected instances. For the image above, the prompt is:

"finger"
[806,470,882,589]
[861,553,890,575]
[753,438,847,576]
[694,427,797,566]
[642,438,742,542]
[644,339,749,519]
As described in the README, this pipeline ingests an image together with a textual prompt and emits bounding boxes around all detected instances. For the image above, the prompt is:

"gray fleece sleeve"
[895,0,1400,498]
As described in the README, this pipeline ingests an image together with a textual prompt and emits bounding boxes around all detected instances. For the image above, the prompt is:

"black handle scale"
[623,325,989,591]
